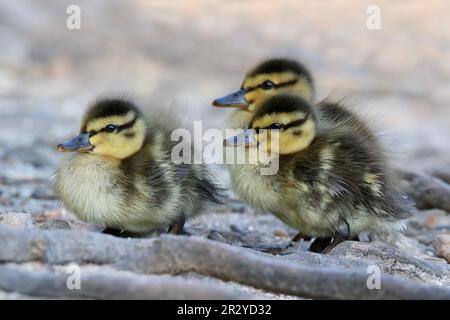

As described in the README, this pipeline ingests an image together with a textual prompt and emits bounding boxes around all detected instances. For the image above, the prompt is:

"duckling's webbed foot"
[102,227,140,238]
[310,234,359,253]
[309,237,333,253]
[320,235,345,254]
[310,219,352,254]
[168,216,189,235]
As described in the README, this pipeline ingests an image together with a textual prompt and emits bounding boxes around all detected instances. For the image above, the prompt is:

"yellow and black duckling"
[54,98,220,237]
[213,58,385,250]
[224,94,414,253]
[213,58,315,129]
[212,58,371,134]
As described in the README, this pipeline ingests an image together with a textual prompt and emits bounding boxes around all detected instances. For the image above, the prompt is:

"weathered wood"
[0,265,257,300]
[1,225,449,299]
[116,235,450,300]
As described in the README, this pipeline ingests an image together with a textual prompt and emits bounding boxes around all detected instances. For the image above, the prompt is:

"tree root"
[1,225,449,299]
[115,235,450,300]
[0,265,257,299]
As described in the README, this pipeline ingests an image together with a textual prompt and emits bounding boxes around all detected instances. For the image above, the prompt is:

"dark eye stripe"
[274,79,298,89]
[244,79,298,93]
[284,115,309,129]
[253,114,308,132]
[84,116,138,136]
[116,116,137,132]
[255,124,284,131]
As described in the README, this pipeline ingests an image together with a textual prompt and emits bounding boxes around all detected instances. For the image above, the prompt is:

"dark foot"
[102,227,139,238]
[310,235,359,254]
[309,237,333,253]
[321,235,346,254]
[168,217,187,235]
[311,219,352,254]
[339,219,351,240]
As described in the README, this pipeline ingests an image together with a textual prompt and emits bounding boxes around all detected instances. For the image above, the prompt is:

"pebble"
[399,171,450,212]
[32,187,56,200]
[207,230,227,243]
[431,169,450,185]
[433,234,450,263]
[230,224,247,235]
[0,212,34,228]
[40,219,71,230]
[273,229,289,238]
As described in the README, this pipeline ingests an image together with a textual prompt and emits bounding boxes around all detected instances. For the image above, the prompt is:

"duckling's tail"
[193,171,226,205]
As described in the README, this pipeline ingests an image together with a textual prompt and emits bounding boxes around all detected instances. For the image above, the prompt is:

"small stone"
[433,234,450,263]
[230,224,247,235]
[369,231,427,258]
[0,213,34,228]
[273,229,289,238]
[330,241,449,284]
[33,209,64,223]
[207,230,227,243]
[18,186,34,199]
[431,169,450,185]
[31,187,56,200]
[40,219,71,230]
[399,171,450,212]
[0,196,13,206]
[405,209,448,232]
[227,200,248,213]
[426,215,439,227]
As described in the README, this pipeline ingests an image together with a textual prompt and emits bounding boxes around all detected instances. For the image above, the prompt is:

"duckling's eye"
[260,80,275,90]
[103,124,118,133]
[268,123,283,130]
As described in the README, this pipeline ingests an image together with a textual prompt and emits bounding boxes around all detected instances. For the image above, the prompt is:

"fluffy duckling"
[224,94,414,253]
[212,58,370,133]
[54,98,220,236]
[214,58,384,249]
[213,58,315,129]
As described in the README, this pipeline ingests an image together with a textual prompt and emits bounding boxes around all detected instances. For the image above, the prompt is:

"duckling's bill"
[223,129,256,147]
[57,132,94,152]
[213,89,248,109]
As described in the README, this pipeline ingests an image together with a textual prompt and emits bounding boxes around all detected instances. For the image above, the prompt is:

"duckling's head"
[57,99,146,160]
[224,95,317,154]
[213,58,314,112]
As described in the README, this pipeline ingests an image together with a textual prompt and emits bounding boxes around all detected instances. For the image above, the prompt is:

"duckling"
[224,94,414,253]
[54,98,221,236]
[214,58,383,247]
[212,58,371,133]
[213,58,315,129]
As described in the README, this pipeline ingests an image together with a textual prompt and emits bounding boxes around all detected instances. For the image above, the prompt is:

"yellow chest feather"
[54,155,126,226]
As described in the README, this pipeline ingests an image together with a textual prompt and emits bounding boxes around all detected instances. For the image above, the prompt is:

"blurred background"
[0,0,449,214]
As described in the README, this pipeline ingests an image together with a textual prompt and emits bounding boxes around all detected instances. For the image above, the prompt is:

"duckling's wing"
[376,180,417,218]
[318,169,350,197]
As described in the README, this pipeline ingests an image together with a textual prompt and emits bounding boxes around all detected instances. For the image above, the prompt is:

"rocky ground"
[1,0,450,299]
